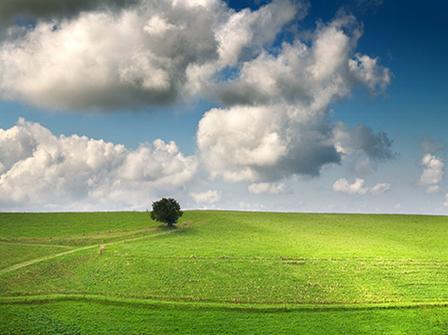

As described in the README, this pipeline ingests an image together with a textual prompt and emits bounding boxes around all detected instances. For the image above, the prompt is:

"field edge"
[1,294,448,313]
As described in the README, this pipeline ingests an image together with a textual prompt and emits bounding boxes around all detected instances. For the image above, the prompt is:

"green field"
[0,211,447,334]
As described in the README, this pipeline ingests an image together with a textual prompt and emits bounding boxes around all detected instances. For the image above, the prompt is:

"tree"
[150,198,183,227]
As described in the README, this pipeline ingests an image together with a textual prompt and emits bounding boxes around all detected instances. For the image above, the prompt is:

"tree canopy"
[150,198,183,227]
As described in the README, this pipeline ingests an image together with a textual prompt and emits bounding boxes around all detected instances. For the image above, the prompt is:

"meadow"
[0,211,447,334]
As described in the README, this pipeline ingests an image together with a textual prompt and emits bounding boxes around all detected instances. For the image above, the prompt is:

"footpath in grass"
[0,229,176,276]
[0,243,73,270]
[0,212,159,246]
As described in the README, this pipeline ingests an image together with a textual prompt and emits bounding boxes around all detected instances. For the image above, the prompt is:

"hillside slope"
[1,211,447,334]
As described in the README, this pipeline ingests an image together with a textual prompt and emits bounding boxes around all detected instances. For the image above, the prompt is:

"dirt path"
[0,230,176,276]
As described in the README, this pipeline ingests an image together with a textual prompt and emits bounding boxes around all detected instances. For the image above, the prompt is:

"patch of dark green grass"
[1,301,448,335]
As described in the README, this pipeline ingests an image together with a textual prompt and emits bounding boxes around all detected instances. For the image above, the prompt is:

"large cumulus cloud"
[0,0,298,109]
[197,15,392,183]
[0,118,197,210]
[198,104,340,182]
[216,16,390,106]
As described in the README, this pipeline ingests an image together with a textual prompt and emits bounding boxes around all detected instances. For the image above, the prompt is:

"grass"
[2,301,448,335]
[0,210,447,333]
[0,212,158,246]
[0,243,72,269]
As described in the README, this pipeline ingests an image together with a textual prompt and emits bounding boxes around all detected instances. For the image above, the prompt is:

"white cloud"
[197,104,340,182]
[333,178,367,195]
[190,190,220,204]
[0,0,298,110]
[348,53,391,93]
[198,15,392,183]
[419,153,444,193]
[444,194,448,207]
[248,182,286,195]
[333,178,390,195]
[369,182,391,195]
[215,0,299,66]
[0,118,197,210]
[216,15,389,106]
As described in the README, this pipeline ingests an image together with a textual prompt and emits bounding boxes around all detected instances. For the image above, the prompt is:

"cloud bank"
[0,0,298,109]
[0,118,196,210]
[197,15,392,183]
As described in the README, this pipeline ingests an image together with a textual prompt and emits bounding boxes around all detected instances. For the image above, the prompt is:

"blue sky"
[0,0,447,213]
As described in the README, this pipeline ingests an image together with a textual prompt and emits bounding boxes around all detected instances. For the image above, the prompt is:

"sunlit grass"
[1,210,447,334]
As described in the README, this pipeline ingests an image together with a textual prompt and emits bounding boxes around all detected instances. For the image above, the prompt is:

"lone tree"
[150,198,183,228]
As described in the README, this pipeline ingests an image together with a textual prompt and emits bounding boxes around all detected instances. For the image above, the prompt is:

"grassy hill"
[0,211,447,334]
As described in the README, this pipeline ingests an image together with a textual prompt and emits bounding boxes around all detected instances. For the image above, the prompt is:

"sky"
[0,0,447,213]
